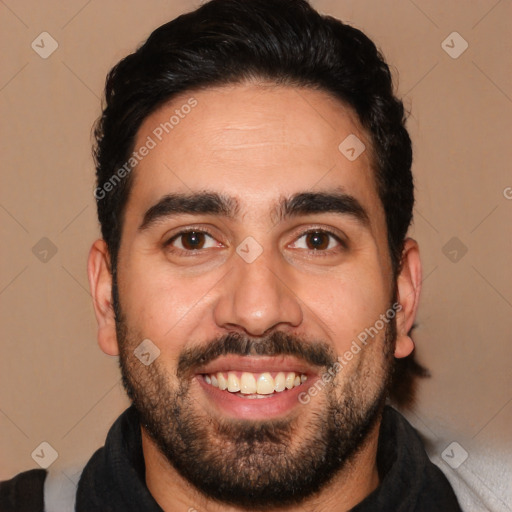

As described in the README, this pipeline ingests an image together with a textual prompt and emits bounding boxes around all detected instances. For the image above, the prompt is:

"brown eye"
[181,232,206,250]
[305,232,330,250]
[168,231,217,251]
[290,230,343,252]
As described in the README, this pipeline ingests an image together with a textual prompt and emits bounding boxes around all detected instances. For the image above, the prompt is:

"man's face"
[111,83,399,507]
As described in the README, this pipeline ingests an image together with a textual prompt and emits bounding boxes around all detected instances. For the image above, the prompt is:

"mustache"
[177,331,338,378]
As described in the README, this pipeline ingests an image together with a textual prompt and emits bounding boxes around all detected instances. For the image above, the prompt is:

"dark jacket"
[0,405,463,511]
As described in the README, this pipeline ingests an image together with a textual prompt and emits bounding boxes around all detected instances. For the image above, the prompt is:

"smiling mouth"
[194,355,319,416]
[201,371,308,398]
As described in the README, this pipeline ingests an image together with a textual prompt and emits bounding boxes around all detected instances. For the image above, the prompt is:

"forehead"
[127,82,383,228]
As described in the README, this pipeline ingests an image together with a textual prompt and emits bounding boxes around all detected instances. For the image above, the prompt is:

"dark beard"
[116,310,396,509]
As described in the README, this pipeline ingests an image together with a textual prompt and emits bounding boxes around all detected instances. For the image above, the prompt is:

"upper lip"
[195,355,319,376]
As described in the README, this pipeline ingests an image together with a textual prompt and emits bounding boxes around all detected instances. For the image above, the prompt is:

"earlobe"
[87,239,119,356]
[394,238,422,359]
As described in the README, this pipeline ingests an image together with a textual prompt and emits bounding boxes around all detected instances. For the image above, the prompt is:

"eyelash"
[164,226,347,256]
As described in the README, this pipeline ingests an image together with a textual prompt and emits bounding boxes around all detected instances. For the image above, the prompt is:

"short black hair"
[93,0,413,277]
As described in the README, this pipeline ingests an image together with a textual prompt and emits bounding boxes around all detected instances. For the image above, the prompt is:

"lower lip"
[196,375,316,420]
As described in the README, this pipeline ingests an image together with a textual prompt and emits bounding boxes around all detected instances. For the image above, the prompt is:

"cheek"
[302,260,390,352]
[118,257,221,342]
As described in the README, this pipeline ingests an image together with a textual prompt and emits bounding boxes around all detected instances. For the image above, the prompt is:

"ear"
[87,239,119,356]
[394,238,422,358]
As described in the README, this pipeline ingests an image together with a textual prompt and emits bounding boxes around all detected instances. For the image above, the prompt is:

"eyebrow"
[274,189,370,227]
[139,191,239,231]
[138,188,370,231]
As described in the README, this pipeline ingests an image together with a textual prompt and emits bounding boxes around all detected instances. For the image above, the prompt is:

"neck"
[142,418,382,512]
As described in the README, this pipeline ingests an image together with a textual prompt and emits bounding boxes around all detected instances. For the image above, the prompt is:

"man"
[0,0,463,510]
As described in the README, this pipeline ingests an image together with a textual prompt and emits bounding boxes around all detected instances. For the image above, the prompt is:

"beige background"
[1,0,511,510]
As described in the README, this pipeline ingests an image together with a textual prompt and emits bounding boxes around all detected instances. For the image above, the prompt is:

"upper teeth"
[204,371,307,395]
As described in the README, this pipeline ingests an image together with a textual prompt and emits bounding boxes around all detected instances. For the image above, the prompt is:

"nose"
[212,249,303,337]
